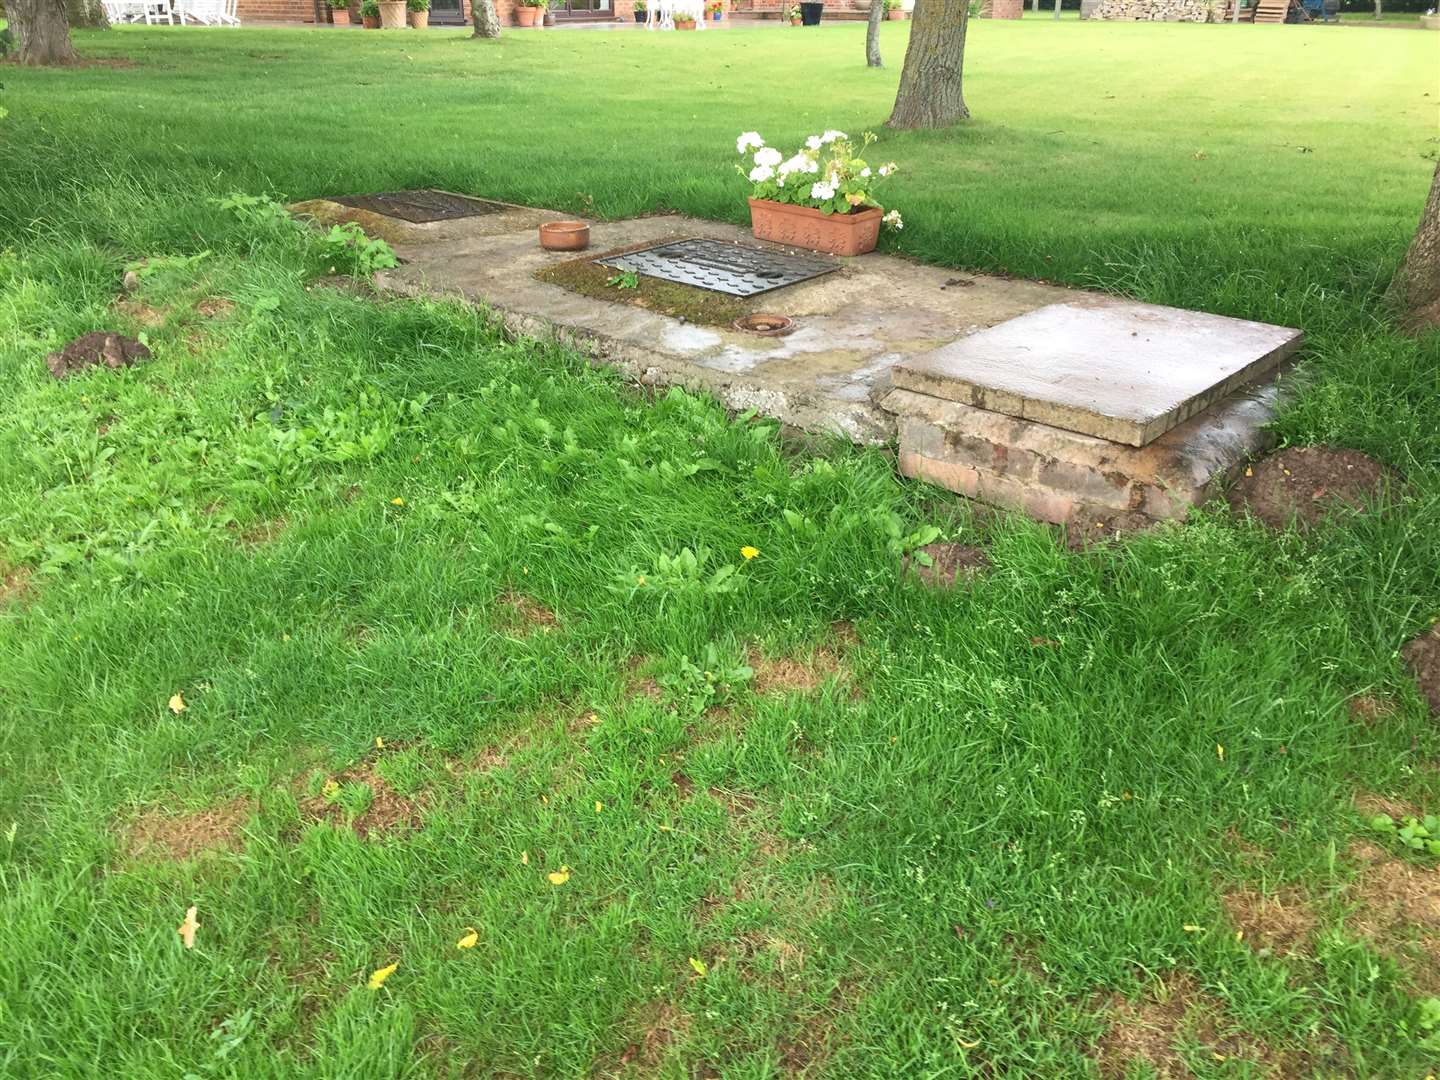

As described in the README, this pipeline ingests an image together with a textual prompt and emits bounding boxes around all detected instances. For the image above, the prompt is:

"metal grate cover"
[596,238,839,298]
[331,190,507,224]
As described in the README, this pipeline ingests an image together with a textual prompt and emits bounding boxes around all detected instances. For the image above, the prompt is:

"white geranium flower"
[860,167,872,178]
[776,174,786,187]
[804,156,820,174]
[805,135,823,151]
[820,130,846,144]
[749,164,776,183]
[883,209,904,230]
[737,131,765,154]
[778,154,808,176]
[877,165,891,177]
[810,181,836,201]
[754,147,782,167]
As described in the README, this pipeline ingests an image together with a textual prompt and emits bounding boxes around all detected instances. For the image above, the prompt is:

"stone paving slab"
[891,300,1302,447]
[295,199,1078,442]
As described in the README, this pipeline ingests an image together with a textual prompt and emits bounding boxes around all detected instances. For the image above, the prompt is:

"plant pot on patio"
[674,14,696,26]
[748,199,881,257]
[799,1,822,23]
[407,0,429,26]
[886,5,905,17]
[633,3,647,19]
[329,2,352,23]
[515,2,540,24]
[378,0,406,25]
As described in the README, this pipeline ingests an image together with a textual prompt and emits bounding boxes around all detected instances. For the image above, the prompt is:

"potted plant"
[377,0,406,26]
[706,0,723,18]
[515,0,543,24]
[360,0,380,25]
[735,129,903,257]
[328,0,352,25]
[788,4,802,23]
[674,9,696,26]
[542,3,555,25]
[883,0,904,16]
[633,0,647,20]
[407,0,429,26]
[798,0,822,22]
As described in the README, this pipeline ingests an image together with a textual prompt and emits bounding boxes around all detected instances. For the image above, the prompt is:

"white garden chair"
[177,0,240,23]
[646,0,705,29]
[104,0,176,22]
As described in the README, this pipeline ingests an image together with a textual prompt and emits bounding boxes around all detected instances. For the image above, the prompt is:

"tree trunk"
[886,0,970,130]
[470,0,501,37]
[1389,161,1440,331]
[1052,0,1060,17]
[865,0,883,67]
[9,0,79,65]
[66,0,109,27]
[1372,0,1380,17]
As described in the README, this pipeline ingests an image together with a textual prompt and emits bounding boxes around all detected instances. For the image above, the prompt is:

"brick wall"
[237,0,319,21]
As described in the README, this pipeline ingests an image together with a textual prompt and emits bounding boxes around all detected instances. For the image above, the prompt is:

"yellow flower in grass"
[390,497,405,506]
[547,865,571,886]
[367,961,398,990]
[456,928,479,950]
[740,546,760,561]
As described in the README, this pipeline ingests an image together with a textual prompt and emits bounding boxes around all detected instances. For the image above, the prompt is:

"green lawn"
[2,19,1440,1078]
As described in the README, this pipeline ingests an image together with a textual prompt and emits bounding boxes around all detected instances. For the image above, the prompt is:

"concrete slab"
[294,200,1080,443]
[891,300,1302,447]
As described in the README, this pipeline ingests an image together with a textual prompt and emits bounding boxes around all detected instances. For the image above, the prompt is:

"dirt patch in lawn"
[748,646,845,695]
[1222,888,1318,957]
[1094,972,1304,1078]
[1348,693,1401,726]
[624,655,664,702]
[535,242,752,330]
[45,331,151,380]
[125,797,251,861]
[497,591,558,637]
[901,542,991,587]
[299,764,421,840]
[1227,446,1400,530]
[1402,624,1440,717]
[601,999,692,1074]
[195,297,235,319]
[112,298,169,328]
[1346,839,1440,992]
[1,564,33,605]
[231,517,286,549]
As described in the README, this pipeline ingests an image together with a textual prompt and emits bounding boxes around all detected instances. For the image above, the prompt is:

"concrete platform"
[290,197,1300,528]
[891,300,1302,447]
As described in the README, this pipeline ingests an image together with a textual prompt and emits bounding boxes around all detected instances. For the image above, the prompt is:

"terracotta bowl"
[539,221,591,252]
[733,313,795,337]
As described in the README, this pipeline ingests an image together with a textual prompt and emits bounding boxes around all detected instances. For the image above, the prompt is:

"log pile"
[1091,0,1221,19]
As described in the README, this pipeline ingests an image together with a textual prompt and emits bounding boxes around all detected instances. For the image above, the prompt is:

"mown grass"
[1,18,1439,1078]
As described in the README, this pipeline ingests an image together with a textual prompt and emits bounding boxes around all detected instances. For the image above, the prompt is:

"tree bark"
[1372,0,1381,18]
[865,0,883,67]
[66,0,109,27]
[470,0,501,37]
[9,0,79,65]
[1389,161,1440,331]
[886,0,970,130]
[1052,0,1060,16]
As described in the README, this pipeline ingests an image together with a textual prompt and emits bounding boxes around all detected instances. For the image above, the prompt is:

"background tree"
[8,0,79,65]
[67,0,109,27]
[1388,161,1440,331]
[865,0,883,68]
[471,0,501,37]
[886,0,970,130]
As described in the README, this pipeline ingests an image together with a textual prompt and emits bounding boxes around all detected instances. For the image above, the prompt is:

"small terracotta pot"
[408,9,428,25]
[362,14,379,26]
[539,221,591,252]
[515,4,538,23]
[886,6,904,16]
[790,15,801,23]
[748,198,881,257]
[330,6,351,23]
[675,17,695,27]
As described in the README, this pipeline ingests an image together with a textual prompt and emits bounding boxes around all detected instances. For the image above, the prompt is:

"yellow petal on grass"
[520,850,529,865]
[456,928,479,950]
[367,961,399,990]
[1182,924,1203,934]
[177,905,200,950]
[740,546,760,561]
[594,800,604,814]
[390,497,405,506]
[168,692,186,715]
[375,736,385,749]
[546,866,571,886]
[688,956,708,977]
[1215,743,1225,762]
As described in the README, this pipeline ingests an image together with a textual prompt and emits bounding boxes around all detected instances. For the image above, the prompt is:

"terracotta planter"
[539,221,591,252]
[408,8,428,25]
[378,0,406,25]
[515,4,538,23]
[330,6,351,23]
[789,15,801,23]
[886,6,904,16]
[362,13,379,25]
[747,198,881,257]
[674,17,696,27]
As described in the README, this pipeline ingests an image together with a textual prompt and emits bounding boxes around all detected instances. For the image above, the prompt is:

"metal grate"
[330,190,507,224]
[595,238,839,298]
